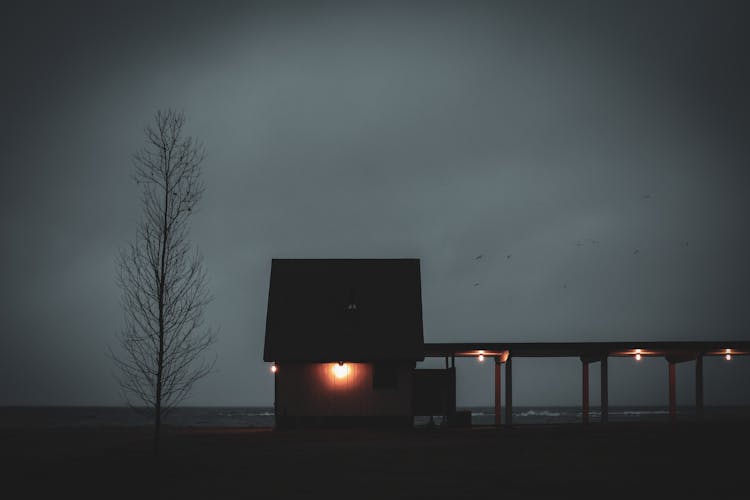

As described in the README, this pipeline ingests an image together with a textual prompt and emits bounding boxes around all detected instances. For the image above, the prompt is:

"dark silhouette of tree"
[112,109,215,454]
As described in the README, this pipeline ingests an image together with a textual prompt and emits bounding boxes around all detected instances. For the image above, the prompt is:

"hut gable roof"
[263,259,424,362]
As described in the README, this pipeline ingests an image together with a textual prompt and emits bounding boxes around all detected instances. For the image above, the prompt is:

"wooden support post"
[600,355,608,424]
[448,366,456,425]
[669,360,677,422]
[505,356,513,426]
[582,360,590,424]
[451,355,455,368]
[494,357,502,426]
[695,355,704,420]
[445,356,449,369]
[273,365,278,414]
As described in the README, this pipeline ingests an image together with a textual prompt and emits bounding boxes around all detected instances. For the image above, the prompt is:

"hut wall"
[275,362,413,417]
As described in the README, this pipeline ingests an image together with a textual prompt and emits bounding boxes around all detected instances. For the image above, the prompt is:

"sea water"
[1,406,749,428]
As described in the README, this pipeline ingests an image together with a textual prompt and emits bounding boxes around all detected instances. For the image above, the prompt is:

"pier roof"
[424,341,750,361]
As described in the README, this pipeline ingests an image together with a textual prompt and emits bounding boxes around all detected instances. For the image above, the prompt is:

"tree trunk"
[154,164,170,456]
[154,407,161,455]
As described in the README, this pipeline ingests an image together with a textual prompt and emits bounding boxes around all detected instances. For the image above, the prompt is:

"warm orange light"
[270,364,278,374]
[635,349,642,361]
[478,354,485,362]
[333,362,350,378]
[725,349,732,361]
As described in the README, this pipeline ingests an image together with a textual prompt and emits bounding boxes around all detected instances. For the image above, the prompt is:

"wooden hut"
[263,258,425,428]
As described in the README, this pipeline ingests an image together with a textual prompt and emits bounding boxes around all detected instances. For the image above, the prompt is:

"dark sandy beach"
[2,421,748,499]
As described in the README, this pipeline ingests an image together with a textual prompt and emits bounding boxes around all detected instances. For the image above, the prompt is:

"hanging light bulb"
[270,363,278,374]
[478,350,485,362]
[333,362,350,378]
[725,349,732,361]
[635,349,642,361]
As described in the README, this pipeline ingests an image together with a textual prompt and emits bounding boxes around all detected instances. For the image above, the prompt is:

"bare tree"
[112,109,215,454]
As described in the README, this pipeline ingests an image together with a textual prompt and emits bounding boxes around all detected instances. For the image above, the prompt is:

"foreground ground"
[2,422,748,499]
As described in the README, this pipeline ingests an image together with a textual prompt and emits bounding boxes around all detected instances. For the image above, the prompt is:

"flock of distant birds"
[470,193,690,288]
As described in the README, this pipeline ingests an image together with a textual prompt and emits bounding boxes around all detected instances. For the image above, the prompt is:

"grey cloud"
[2,1,749,407]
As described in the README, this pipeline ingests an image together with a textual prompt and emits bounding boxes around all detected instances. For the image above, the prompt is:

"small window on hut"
[373,363,399,390]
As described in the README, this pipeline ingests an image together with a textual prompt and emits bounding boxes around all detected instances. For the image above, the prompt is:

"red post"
[494,357,502,426]
[582,360,590,424]
[505,356,513,426]
[695,355,704,420]
[669,361,677,422]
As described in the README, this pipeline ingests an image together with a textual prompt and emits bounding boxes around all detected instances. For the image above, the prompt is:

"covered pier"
[424,341,750,425]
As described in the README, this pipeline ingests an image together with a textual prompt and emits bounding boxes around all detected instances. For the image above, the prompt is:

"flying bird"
[506,254,512,260]
[475,254,483,260]
[473,282,480,287]
[633,249,640,255]
[641,194,652,200]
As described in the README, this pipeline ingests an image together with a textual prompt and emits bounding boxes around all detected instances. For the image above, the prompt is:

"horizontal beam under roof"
[424,341,750,359]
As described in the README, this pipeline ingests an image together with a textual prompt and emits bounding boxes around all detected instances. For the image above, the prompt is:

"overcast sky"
[2,0,749,407]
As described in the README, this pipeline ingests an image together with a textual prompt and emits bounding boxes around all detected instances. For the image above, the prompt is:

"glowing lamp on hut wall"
[635,349,642,361]
[477,350,485,362]
[725,349,732,361]
[333,362,350,378]
[270,363,278,374]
